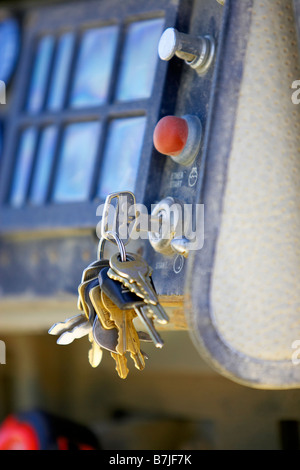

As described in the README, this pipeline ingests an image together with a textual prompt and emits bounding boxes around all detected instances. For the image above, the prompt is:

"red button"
[0,416,40,450]
[153,116,188,157]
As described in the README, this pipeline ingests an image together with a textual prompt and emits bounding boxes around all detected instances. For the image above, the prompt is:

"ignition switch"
[148,197,189,257]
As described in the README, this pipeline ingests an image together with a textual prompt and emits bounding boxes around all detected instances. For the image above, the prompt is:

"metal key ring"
[97,231,127,262]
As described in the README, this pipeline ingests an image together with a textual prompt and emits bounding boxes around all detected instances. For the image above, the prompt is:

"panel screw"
[158,28,215,75]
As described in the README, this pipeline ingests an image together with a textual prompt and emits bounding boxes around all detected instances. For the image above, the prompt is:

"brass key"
[77,259,109,312]
[88,331,103,368]
[78,279,96,318]
[110,352,129,379]
[125,314,146,371]
[101,291,145,371]
[101,291,127,355]
[89,285,115,330]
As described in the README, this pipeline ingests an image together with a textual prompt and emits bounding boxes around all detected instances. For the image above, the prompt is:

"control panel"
[0,0,224,318]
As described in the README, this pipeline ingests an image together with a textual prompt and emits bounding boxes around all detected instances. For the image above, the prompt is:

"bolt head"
[158,28,178,61]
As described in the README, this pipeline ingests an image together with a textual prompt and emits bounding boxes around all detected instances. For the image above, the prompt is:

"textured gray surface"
[211,0,300,361]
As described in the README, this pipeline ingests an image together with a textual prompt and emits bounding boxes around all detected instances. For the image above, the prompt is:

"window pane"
[26,35,54,113]
[97,116,146,199]
[52,121,100,202]
[0,123,3,164]
[47,32,75,111]
[29,126,58,205]
[70,26,118,108]
[116,18,164,101]
[0,18,20,84]
[10,127,37,206]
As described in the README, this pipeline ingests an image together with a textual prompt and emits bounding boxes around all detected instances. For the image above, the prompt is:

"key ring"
[97,231,127,262]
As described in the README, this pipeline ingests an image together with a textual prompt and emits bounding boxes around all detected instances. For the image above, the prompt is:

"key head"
[92,317,119,353]
[48,313,87,336]
[98,267,145,310]
[77,260,110,312]
[109,253,160,306]
[109,252,153,283]
[85,280,119,353]
[88,341,103,368]
[80,259,109,283]
[89,285,115,330]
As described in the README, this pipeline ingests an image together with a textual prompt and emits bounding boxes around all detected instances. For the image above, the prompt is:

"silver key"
[56,321,92,345]
[108,252,169,324]
[48,313,88,336]
[84,281,120,352]
[109,253,155,300]
[80,259,110,283]
[108,267,168,325]
[48,313,92,345]
[88,332,103,368]
[134,305,164,348]
[77,259,109,311]
[92,317,119,353]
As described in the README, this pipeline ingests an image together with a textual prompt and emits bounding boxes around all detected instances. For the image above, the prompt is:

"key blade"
[125,317,146,371]
[146,302,169,325]
[111,352,129,379]
[136,272,158,305]
[133,305,164,348]
[101,291,127,355]
[130,352,145,371]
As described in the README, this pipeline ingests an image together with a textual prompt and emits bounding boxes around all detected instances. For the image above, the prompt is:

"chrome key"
[56,321,92,345]
[85,279,119,353]
[133,304,164,348]
[77,259,109,311]
[107,267,169,324]
[109,252,156,303]
[48,313,87,336]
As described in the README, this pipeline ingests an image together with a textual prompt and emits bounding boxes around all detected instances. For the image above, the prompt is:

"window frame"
[0,0,180,232]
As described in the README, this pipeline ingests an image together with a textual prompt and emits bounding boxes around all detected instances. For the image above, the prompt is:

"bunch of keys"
[49,192,169,379]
